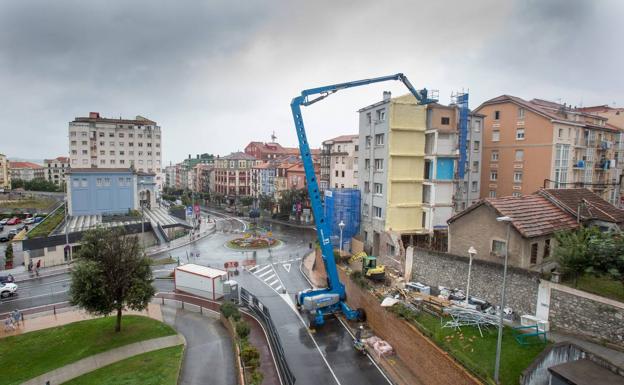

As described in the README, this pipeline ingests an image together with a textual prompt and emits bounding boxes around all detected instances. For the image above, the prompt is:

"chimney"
[89,112,100,119]
[196,154,199,159]
[383,91,391,101]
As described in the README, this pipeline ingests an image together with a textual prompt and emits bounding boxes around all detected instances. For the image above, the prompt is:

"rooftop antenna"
[271,131,277,142]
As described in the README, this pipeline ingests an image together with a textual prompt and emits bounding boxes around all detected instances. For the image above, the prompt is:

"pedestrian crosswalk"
[248,264,284,293]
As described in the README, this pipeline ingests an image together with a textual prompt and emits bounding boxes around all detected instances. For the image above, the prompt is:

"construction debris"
[442,307,500,337]
[364,336,394,358]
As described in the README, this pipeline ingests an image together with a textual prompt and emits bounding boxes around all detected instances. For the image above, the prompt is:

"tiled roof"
[323,134,358,144]
[67,168,134,174]
[449,195,579,238]
[9,161,43,169]
[221,152,257,160]
[539,188,624,224]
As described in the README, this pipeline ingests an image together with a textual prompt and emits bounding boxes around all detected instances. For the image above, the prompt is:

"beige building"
[68,112,162,177]
[213,152,259,204]
[44,156,70,188]
[0,153,10,189]
[476,96,622,204]
[321,134,359,190]
[9,161,44,181]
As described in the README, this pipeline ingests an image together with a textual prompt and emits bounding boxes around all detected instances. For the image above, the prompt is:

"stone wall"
[411,248,541,316]
[549,286,624,347]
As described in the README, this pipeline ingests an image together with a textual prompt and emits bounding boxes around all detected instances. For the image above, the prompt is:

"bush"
[236,320,251,340]
[349,270,370,289]
[220,301,239,319]
[240,342,260,369]
[249,369,264,385]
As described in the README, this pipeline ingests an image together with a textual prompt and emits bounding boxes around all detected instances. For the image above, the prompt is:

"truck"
[174,263,228,301]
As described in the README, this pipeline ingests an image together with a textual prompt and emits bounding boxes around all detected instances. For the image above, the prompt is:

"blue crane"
[292,73,437,327]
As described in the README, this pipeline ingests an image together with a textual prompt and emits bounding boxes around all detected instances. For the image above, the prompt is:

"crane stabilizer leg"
[292,74,436,328]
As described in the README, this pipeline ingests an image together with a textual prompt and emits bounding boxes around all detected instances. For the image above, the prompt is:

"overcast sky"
[1,0,622,165]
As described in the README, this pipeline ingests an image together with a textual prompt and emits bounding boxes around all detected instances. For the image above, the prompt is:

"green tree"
[278,188,308,217]
[258,194,275,211]
[553,226,601,287]
[69,228,155,332]
[240,196,254,207]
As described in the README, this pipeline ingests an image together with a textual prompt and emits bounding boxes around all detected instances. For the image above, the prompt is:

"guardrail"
[240,287,296,385]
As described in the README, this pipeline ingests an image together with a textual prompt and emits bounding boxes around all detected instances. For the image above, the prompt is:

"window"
[518,107,525,119]
[490,171,498,181]
[80,178,88,187]
[376,109,386,122]
[364,181,370,193]
[373,206,382,218]
[512,192,522,197]
[494,110,500,120]
[70,131,77,137]
[492,130,500,142]
[109,141,115,146]
[82,159,88,164]
[375,134,384,146]
[109,132,114,137]
[472,161,479,173]
[129,133,134,138]
[147,143,152,147]
[100,159,106,164]
[354,145,358,151]
[491,151,499,161]
[129,151,134,156]
[96,177,103,187]
[544,239,550,258]
[335,157,339,164]
[119,142,124,147]
[374,183,382,194]
[72,178,79,187]
[81,140,87,145]
[471,181,478,192]
[138,134,143,138]
[81,150,87,155]
[138,142,143,147]
[530,243,538,264]
[558,128,564,138]
[99,132,104,137]
[71,140,77,146]
[365,136,372,148]
[341,171,345,177]
[516,128,525,140]
[492,239,506,255]
[364,159,370,170]
[489,190,497,198]
[514,172,523,182]
[109,151,115,155]
[337,145,341,152]
[119,151,125,156]
[366,112,372,124]
[103,177,111,186]
[515,149,524,161]
[335,170,339,177]
[120,159,125,164]
[473,141,480,152]
[129,142,134,147]
[71,150,77,155]
[119,133,124,138]
[341,157,345,164]
[374,159,383,171]
[110,159,116,165]
[554,144,570,188]
[441,117,450,125]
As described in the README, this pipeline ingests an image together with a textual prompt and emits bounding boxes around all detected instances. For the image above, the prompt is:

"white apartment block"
[0,153,10,189]
[321,135,359,190]
[44,156,70,188]
[68,112,162,182]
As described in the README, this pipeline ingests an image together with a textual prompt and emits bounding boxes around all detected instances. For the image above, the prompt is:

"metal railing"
[240,287,296,385]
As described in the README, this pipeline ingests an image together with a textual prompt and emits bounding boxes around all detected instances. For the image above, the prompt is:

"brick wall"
[411,248,540,316]
[338,268,481,385]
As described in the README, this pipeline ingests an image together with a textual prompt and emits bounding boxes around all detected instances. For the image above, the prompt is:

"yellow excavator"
[349,251,386,281]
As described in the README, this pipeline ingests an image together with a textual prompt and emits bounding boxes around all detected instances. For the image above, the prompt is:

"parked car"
[33,216,43,223]
[23,217,35,224]
[0,224,3,232]
[6,217,21,225]
[0,282,18,298]
[0,235,9,242]
[0,218,8,225]
[0,274,14,284]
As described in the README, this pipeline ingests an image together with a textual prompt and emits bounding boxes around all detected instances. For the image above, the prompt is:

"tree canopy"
[11,178,60,192]
[69,227,155,332]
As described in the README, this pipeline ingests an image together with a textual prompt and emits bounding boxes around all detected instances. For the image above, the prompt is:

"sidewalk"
[22,334,185,385]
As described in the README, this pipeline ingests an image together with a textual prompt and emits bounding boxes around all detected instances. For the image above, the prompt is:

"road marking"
[267,279,280,287]
[0,289,69,304]
[258,269,274,279]
[274,285,283,292]
[263,274,276,283]
[282,263,291,273]
[254,265,272,275]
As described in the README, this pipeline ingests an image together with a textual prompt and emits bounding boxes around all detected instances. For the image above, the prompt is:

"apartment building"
[213,152,259,203]
[44,156,70,188]
[245,141,299,160]
[164,163,177,189]
[358,91,427,266]
[68,112,162,177]
[0,153,10,189]
[9,161,44,181]
[320,134,359,190]
[193,163,213,194]
[476,96,623,205]
[423,100,484,243]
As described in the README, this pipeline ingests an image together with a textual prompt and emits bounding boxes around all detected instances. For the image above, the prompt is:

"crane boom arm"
[291,73,434,301]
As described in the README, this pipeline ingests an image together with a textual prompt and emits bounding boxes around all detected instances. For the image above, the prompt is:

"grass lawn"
[565,274,624,302]
[410,312,548,385]
[27,205,65,238]
[61,345,184,385]
[0,198,56,210]
[0,315,176,385]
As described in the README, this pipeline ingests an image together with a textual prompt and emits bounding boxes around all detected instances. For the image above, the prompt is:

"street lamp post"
[494,216,512,384]
[465,246,476,306]
[338,220,345,256]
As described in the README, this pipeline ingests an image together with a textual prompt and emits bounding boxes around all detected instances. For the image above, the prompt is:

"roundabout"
[224,226,282,250]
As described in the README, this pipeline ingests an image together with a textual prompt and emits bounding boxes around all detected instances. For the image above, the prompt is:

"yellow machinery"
[349,252,385,281]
